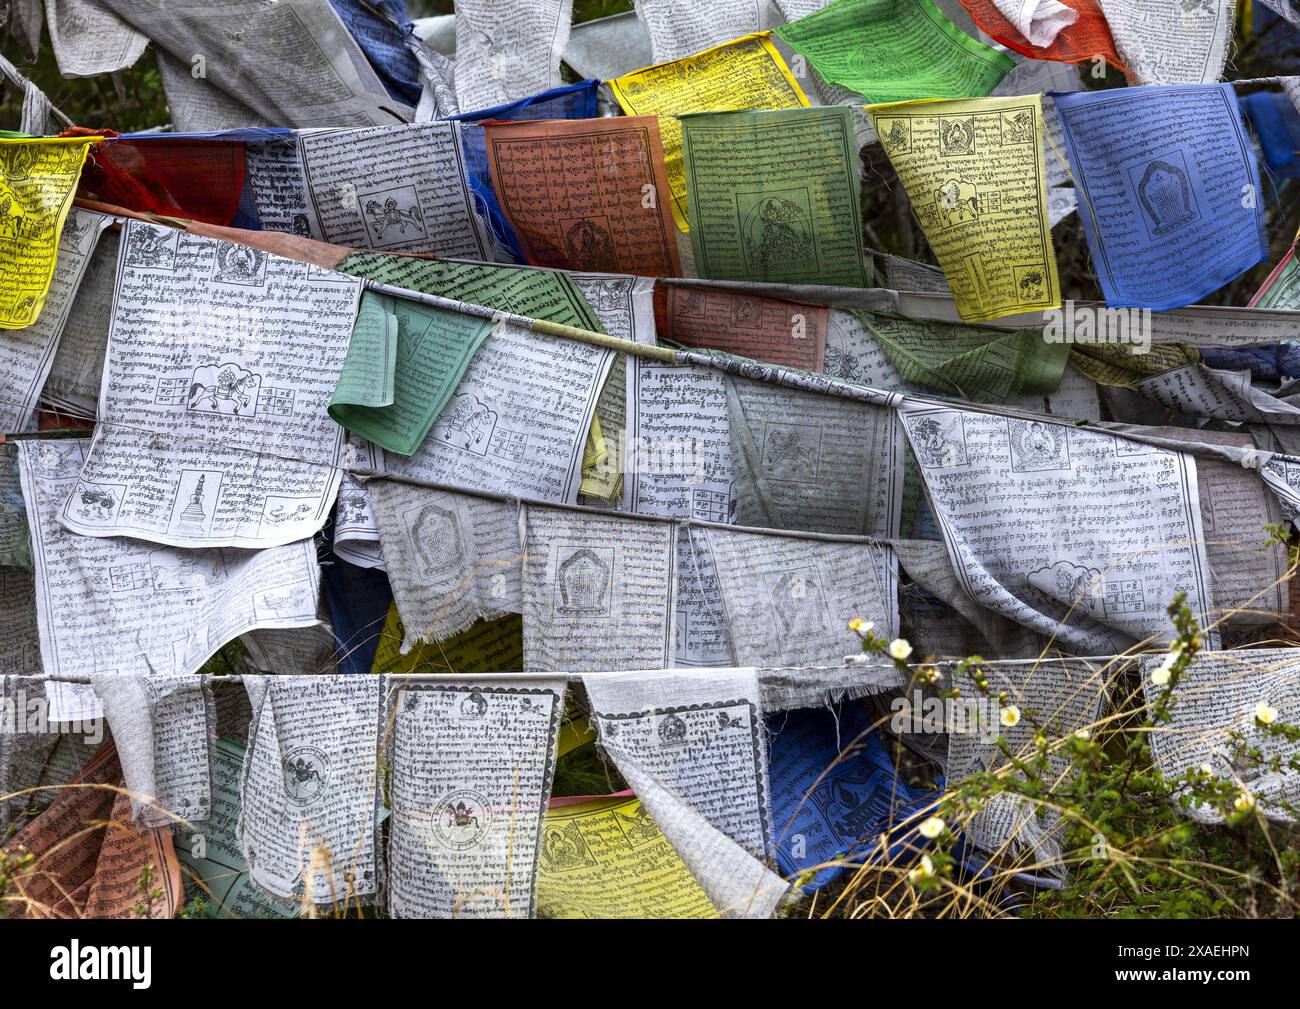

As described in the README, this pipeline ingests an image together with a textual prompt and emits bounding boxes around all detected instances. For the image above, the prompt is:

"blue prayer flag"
[1054,84,1268,310]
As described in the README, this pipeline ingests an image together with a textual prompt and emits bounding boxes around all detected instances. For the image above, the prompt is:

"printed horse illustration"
[937,179,979,226]
[188,367,257,415]
[60,214,88,250]
[1055,564,1094,604]
[437,395,495,451]
[365,197,422,240]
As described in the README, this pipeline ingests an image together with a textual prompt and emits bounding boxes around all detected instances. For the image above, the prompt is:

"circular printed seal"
[433,789,492,850]
[282,745,331,807]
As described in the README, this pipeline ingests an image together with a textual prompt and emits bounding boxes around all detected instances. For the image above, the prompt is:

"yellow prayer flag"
[536,795,719,919]
[867,96,1061,323]
[608,33,810,231]
[582,412,608,471]
[0,137,97,329]
[1068,343,1200,390]
[580,411,624,502]
[557,715,595,758]
[371,605,523,675]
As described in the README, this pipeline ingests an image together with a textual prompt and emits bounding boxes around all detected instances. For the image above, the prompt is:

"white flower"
[1233,792,1256,814]
[1255,701,1279,726]
[1074,728,1090,741]
[1150,665,1172,687]
[918,816,945,839]
[847,617,872,633]
[1199,762,1214,777]
[908,853,935,882]
[1000,704,1021,728]
[888,638,913,661]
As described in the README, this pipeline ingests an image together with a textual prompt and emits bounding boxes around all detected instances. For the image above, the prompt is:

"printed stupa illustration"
[179,475,207,532]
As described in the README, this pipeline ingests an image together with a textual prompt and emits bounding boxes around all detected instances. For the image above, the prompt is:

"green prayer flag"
[178,738,298,919]
[332,289,396,412]
[333,252,616,461]
[329,291,493,456]
[337,253,604,332]
[330,256,611,456]
[857,310,1068,400]
[680,106,870,288]
[775,0,1014,104]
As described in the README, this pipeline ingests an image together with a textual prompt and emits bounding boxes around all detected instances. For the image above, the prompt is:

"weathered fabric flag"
[1055,84,1267,310]
[868,95,1061,323]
